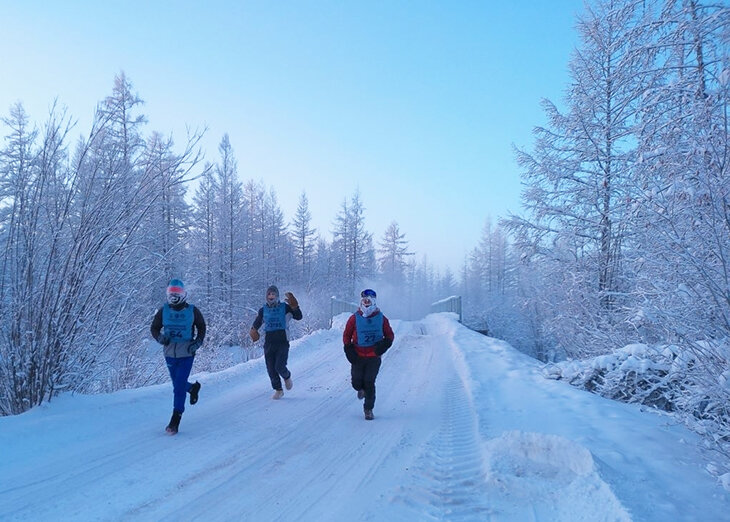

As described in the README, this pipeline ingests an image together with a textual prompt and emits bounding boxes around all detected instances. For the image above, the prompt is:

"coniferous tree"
[139,132,192,281]
[290,191,317,287]
[189,161,218,310]
[633,0,730,341]
[262,187,290,287]
[377,221,413,288]
[332,190,375,298]
[242,179,266,295]
[213,134,246,322]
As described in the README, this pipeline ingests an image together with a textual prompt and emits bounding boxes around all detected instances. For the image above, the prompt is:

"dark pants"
[165,356,195,413]
[264,342,291,390]
[351,356,382,411]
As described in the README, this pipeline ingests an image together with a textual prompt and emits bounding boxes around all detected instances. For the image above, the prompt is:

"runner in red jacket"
[343,288,395,420]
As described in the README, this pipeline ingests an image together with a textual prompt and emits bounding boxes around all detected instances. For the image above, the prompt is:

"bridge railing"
[330,297,359,327]
[331,295,463,325]
[430,295,462,323]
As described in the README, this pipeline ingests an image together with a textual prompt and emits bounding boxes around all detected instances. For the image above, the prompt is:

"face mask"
[360,298,377,316]
[167,292,185,305]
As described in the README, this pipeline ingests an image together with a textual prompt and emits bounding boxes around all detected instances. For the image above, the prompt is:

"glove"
[250,328,260,342]
[374,338,393,356]
[285,291,299,309]
[344,343,358,364]
[157,333,171,346]
[189,339,202,354]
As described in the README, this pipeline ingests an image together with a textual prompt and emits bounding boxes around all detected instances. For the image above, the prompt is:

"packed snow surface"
[1,313,728,521]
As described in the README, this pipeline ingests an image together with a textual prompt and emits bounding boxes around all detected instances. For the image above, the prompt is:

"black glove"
[374,338,393,356]
[344,343,358,364]
[157,333,171,346]
[189,339,202,354]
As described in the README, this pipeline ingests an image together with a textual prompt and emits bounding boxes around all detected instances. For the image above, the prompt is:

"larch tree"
[189,161,218,311]
[290,191,317,288]
[212,134,246,323]
[332,190,375,298]
[376,221,413,287]
[262,187,290,288]
[242,179,267,296]
[506,0,656,357]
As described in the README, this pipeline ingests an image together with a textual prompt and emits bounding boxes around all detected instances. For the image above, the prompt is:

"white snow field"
[1,313,728,521]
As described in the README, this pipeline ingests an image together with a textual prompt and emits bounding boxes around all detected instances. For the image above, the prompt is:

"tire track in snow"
[386,318,631,522]
[389,372,494,520]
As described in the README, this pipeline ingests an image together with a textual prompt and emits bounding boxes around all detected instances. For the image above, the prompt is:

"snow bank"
[482,431,631,521]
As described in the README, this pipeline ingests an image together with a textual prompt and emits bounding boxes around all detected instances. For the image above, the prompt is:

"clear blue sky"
[1,1,585,272]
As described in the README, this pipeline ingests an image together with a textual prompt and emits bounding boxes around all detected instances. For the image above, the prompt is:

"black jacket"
[251,302,302,346]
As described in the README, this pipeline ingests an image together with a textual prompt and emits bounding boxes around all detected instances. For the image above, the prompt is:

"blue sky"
[1,1,585,272]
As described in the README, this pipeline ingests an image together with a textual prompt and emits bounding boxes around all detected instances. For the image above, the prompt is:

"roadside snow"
[0,313,727,521]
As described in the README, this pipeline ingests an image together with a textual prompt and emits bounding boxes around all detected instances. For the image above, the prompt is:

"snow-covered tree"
[377,221,413,287]
[626,0,730,444]
[290,191,317,288]
[331,190,375,298]
[189,161,218,310]
[506,0,656,357]
[0,74,207,413]
[262,187,290,288]
[213,134,246,322]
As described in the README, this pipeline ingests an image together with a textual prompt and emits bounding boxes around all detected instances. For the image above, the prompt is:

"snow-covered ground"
[1,313,728,521]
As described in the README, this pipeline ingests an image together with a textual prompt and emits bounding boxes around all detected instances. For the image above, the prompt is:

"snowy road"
[1,314,728,521]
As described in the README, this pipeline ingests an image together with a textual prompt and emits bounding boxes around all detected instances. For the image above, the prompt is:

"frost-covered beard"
[360,298,377,317]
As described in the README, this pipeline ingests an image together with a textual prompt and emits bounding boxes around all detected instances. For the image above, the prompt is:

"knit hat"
[266,285,279,305]
[167,279,187,305]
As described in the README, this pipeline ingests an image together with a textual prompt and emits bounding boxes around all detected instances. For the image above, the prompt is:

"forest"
[1,0,729,462]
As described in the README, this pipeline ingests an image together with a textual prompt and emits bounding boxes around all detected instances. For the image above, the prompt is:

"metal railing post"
[430,295,462,323]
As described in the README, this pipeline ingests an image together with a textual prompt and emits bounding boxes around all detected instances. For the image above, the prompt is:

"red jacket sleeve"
[343,314,356,345]
[383,316,394,342]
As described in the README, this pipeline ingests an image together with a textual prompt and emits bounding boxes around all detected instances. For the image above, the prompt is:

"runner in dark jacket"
[250,285,302,399]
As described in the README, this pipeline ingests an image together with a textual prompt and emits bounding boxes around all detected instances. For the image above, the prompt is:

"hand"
[374,338,393,356]
[285,291,298,309]
[189,339,202,354]
[250,328,260,342]
[344,343,358,364]
[157,334,171,346]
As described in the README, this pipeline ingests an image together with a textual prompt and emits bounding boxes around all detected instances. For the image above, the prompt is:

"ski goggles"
[167,285,185,295]
[361,288,377,298]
